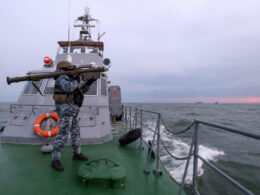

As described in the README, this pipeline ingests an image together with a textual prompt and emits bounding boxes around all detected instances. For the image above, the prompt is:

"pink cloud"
[165,97,260,103]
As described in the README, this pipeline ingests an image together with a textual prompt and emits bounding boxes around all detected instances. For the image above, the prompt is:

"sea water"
[124,103,260,195]
[1,102,259,194]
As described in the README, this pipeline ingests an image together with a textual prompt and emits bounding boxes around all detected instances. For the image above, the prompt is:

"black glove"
[73,88,84,107]
[86,79,96,86]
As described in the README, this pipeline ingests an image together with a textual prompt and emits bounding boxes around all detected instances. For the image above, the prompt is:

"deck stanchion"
[144,123,157,173]
[179,127,196,195]
[192,122,199,194]
[153,113,162,175]
[129,107,132,130]
[139,110,144,150]
[125,107,127,124]
[125,107,128,130]
[113,115,116,124]
[134,108,137,129]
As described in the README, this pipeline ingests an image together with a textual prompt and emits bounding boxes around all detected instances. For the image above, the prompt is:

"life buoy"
[34,112,60,137]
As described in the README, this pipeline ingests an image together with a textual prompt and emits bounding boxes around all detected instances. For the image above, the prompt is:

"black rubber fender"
[119,128,141,146]
[116,114,123,121]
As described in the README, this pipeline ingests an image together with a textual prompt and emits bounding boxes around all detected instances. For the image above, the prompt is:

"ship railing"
[123,106,162,175]
[123,106,260,195]
[10,104,109,115]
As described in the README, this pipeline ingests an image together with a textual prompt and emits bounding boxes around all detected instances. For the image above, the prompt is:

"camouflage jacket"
[54,69,90,117]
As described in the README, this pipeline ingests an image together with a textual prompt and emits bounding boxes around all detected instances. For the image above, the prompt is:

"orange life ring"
[34,112,60,137]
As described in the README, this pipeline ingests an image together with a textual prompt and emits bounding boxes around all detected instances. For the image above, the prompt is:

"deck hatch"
[78,159,126,188]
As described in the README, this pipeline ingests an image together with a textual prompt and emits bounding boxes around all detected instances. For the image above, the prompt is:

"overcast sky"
[0,0,259,103]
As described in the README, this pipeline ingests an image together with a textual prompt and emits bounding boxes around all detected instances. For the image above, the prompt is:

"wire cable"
[161,117,195,135]
[160,137,191,160]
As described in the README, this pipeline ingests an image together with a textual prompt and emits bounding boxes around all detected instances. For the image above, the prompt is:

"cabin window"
[23,81,42,95]
[44,78,55,94]
[72,48,81,54]
[62,47,68,54]
[58,46,100,55]
[101,78,107,95]
[84,80,97,95]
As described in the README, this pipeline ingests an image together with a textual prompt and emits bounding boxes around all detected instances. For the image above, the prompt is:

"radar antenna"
[73,7,99,41]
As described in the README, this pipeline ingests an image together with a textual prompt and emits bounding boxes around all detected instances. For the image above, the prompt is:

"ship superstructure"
[1,8,112,144]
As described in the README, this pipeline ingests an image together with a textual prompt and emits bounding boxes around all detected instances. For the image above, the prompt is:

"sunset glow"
[165,97,260,103]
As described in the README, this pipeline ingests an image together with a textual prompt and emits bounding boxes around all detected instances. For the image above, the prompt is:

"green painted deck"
[0,128,182,195]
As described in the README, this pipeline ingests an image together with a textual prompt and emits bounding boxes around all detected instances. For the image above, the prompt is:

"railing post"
[179,125,196,195]
[153,113,162,175]
[129,107,132,130]
[138,110,144,150]
[144,122,157,173]
[125,107,128,130]
[193,121,199,194]
[134,107,137,129]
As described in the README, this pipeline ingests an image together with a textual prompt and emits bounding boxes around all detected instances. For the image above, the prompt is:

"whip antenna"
[66,0,72,62]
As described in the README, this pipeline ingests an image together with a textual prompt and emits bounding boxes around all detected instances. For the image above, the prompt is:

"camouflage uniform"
[52,70,89,161]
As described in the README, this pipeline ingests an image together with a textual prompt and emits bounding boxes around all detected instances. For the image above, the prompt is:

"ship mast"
[74,7,99,41]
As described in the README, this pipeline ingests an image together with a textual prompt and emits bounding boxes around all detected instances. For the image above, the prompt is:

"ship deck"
[0,124,183,195]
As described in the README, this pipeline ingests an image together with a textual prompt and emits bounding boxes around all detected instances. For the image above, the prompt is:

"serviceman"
[51,61,95,171]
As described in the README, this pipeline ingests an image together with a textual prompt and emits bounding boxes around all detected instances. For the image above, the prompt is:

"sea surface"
[0,102,259,195]
[124,103,260,195]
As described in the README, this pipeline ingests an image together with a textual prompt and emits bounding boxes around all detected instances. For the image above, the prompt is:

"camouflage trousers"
[52,103,81,161]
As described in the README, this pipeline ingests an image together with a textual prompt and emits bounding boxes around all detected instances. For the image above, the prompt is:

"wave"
[186,112,199,116]
[142,120,225,184]
[174,119,192,127]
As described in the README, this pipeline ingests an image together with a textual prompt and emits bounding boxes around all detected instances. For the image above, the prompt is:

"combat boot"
[52,160,64,171]
[73,153,88,160]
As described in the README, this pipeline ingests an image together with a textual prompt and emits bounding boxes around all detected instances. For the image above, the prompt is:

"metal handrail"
[179,120,258,195]
[123,106,259,195]
[197,120,260,140]
[124,106,162,175]
[196,154,253,195]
